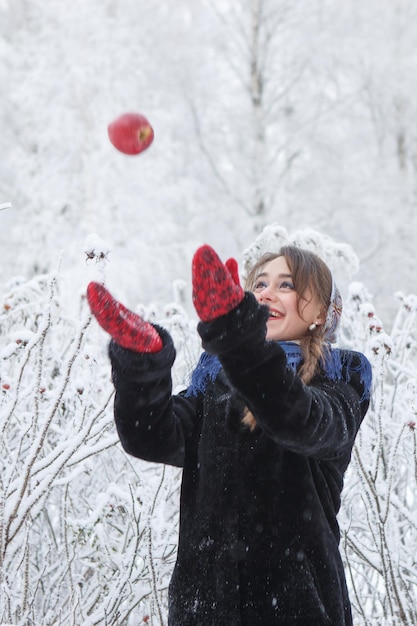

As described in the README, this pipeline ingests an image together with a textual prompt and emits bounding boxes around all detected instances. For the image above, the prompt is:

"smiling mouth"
[268,310,284,319]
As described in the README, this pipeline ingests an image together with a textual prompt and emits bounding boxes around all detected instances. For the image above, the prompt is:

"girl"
[87,244,371,626]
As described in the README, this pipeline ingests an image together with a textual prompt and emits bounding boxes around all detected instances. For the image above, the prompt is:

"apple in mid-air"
[107,112,154,155]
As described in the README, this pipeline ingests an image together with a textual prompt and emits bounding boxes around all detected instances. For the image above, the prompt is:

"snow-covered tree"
[1,0,417,325]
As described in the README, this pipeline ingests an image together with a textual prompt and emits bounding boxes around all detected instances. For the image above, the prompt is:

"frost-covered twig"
[341,284,417,625]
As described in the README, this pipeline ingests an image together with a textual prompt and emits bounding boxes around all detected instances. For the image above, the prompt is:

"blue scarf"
[185,341,371,401]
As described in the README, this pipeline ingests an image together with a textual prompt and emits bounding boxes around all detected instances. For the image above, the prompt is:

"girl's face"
[252,256,325,342]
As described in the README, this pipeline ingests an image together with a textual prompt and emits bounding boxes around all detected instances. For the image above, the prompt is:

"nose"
[258,285,276,302]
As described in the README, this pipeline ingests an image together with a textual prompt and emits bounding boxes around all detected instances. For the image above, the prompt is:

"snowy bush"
[340,287,417,626]
[0,271,199,625]
[0,242,416,625]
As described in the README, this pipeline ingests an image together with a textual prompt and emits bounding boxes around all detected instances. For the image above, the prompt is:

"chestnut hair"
[242,246,333,430]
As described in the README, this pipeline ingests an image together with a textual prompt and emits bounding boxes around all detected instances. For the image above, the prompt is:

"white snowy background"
[1,1,416,625]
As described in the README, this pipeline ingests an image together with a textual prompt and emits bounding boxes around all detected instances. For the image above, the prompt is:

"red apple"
[107,112,154,155]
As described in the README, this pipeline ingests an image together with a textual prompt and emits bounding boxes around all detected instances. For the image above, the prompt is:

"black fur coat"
[109,293,371,626]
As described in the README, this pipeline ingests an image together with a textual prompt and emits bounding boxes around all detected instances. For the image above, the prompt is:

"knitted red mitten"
[87,282,163,353]
[192,245,245,322]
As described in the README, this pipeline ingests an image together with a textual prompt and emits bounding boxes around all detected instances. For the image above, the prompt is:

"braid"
[242,407,257,431]
[299,327,326,384]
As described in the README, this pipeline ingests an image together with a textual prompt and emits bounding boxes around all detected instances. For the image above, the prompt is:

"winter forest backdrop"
[1,1,417,625]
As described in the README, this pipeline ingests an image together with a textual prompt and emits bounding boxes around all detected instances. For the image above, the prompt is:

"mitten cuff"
[197,292,269,357]
[109,325,176,387]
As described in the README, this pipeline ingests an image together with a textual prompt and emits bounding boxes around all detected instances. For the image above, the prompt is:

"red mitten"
[192,245,245,322]
[87,282,162,353]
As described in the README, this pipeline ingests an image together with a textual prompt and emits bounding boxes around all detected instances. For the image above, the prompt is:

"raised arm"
[192,246,370,460]
[87,282,198,467]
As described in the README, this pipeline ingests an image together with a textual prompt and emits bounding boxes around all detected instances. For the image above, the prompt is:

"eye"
[279,281,295,290]
[253,279,268,291]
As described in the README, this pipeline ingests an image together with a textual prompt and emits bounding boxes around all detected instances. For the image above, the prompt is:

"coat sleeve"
[198,293,371,460]
[108,326,199,467]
